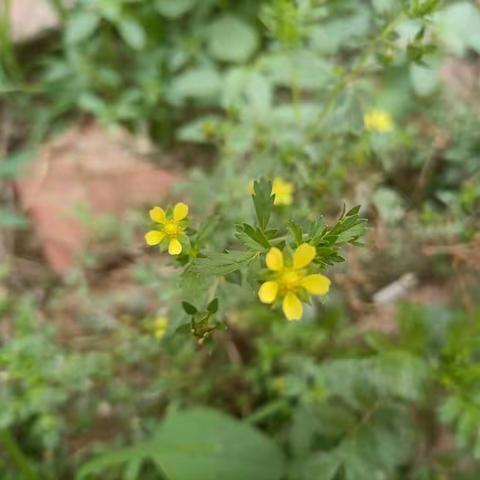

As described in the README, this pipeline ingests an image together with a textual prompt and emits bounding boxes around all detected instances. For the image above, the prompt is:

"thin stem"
[307,12,404,139]
[0,0,23,82]
[245,398,290,424]
[0,430,40,480]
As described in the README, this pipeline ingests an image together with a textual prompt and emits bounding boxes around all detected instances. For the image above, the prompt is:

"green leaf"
[288,220,303,245]
[179,271,211,307]
[189,251,258,276]
[117,18,146,50]
[207,298,219,314]
[77,444,153,480]
[65,12,100,44]
[0,150,33,179]
[0,208,28,228]
[410,59,439,97]
[78,408,283,480]
[208,16,259,63]
[171,68,221,102]
[152,408,284,480]
[235,223,270,250]
[435,2,480,55]
[252,179,274,231]
[309,218,326,243]
[155,0,197,18]
[225,270,242,285]
[302,453,341,480]
[182,301,198,315]
[326,206,368,244]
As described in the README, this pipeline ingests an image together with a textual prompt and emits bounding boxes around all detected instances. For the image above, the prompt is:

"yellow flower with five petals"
[145,202,188,255]
[258,243,330,321]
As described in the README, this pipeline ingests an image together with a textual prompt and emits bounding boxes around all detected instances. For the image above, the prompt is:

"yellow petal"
[301,274,331,295]
[266,247,284,271]
[258,281,279,304]
[273,193,292,206]
[168,238,182,255]
[282,293,303,321]
[149,206,166,224]
[272,178,293,196]
[247,180,255,195]
[293,243,316,269]
[145,230,165,246]
[173,202,189,221]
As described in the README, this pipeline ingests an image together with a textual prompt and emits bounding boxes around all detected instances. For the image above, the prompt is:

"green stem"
[0,430,40,480]
[245,399,290,424]
[0,0,23,82]
[307,11,404,139]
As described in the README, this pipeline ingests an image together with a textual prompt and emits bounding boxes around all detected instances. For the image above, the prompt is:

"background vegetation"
[1,0,479,479]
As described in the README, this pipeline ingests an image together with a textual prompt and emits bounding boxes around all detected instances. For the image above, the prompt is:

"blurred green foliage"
[1,0,480,479]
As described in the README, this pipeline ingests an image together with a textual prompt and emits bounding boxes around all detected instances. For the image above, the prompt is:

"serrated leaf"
[252,179,274,231]
[189,251,258,276]
[288,220,303,244]
[235,223,270,249]
[346,205,361,217]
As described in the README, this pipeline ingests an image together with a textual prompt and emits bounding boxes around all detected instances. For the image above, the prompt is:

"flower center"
[278,269,301,292]
[163,222,181,237]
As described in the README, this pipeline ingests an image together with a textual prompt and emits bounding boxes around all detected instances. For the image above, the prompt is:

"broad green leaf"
[152,408,284,480]
[410,59,439,97]
[117,18,146,50]
[156,0,197,18]
[302,453,341,480]
[208,16,259,63]
[435,2,480,55]
[65,12,100,44]
[171,68,221,102]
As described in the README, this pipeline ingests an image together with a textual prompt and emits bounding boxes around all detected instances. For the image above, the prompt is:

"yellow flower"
[153,317,168,340]
[258,243,330,321]
[247,178,294,206]
[272,177,294,206]
[363,110,394,133]
[145,202,188,255]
